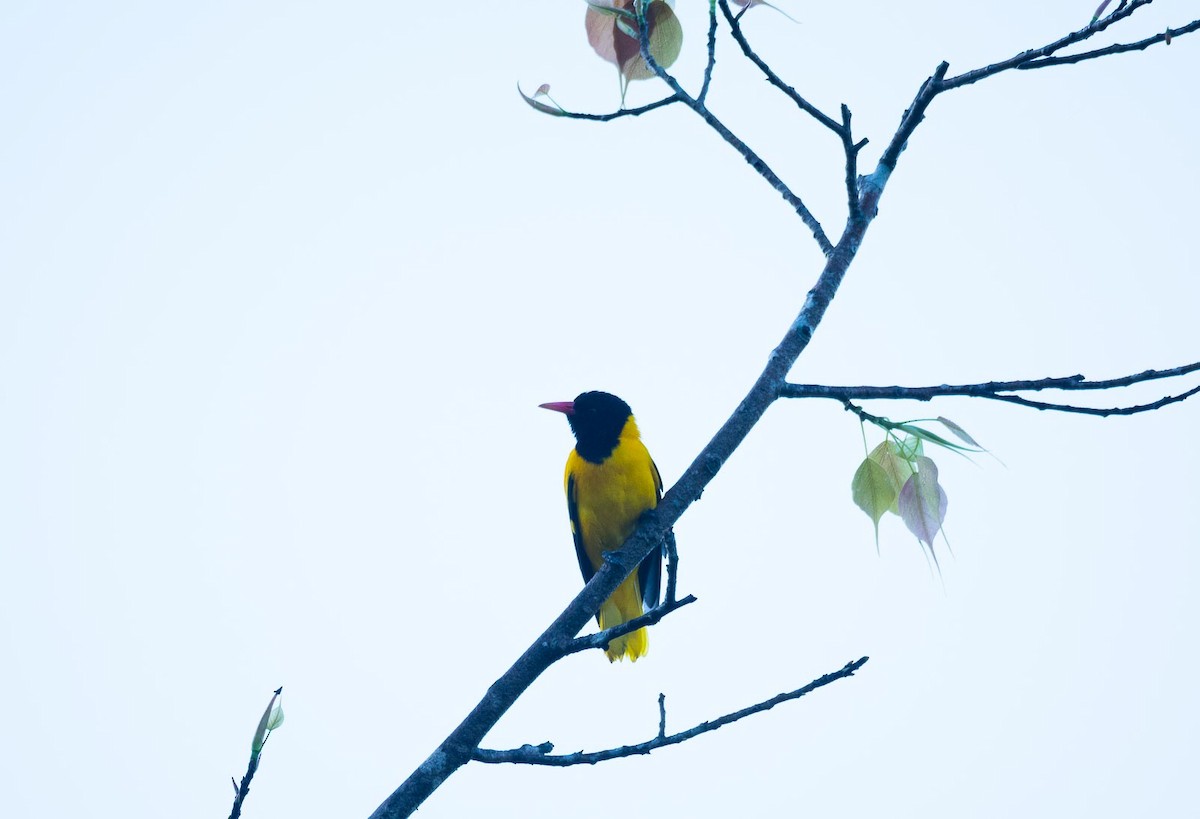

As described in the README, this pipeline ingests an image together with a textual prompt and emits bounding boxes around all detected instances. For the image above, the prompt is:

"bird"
[540,391,665,662]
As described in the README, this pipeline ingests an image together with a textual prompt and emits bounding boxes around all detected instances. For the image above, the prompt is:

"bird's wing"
[639,458,665,610]
[566,472,595,585]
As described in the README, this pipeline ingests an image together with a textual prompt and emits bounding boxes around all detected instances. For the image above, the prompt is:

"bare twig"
[718,0,843,136]
[472,657,869,766]
[563,593,698,657]
[697,0,719,106]
[781,362,1200,417]
[657,693,667,740]
[939,0,1158,90]
[1018,18,1200,69]
[636,2,834,255]
[530,92,683,121]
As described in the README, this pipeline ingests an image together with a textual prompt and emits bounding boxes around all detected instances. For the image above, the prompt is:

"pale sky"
[1,2,1197,818]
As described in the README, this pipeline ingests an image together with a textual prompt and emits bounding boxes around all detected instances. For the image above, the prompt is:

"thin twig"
[472,658,869,766]
[664,529,679,604]
[782,362,1200,417]
[563,594,698,657]
[636,2,834,255]
[939,0,1156,90]
[840,105,864,221]
[718,0,843,136]
[697,0,719,106]
[1018,18,1200,69]
[783,362,1200,399]
[549,94,683,121]
[977,385,1200,417]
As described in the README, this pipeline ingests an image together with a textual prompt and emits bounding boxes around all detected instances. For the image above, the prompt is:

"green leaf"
[851,457,897,549]
[897,456,948,551]
[868,440,914,514]
[250,688,283,758]
[893,433,923,461]
[266,701,285,731]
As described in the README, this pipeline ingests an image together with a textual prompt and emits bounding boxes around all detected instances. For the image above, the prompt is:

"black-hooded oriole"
[541,391,664,662]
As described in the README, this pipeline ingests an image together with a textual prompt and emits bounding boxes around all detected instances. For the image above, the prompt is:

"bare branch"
[1018,18,1200,69]
[967,385,1200,417]
[657,693,667,740]
[782,362,1200,416]
[840,105,865,221]
[563,593,698,657]
[697,0,719,107]
[635,3,834,255]
[472,657,869,766]
[718,0,843,136]
[518,85,683,121]
[939,0,1158,90]
[864,0,1186,215]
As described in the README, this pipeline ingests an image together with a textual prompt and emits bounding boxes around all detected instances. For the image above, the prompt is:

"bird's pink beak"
[539,401,575,415]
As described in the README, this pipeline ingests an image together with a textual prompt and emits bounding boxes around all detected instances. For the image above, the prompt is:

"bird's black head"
[542,391,634,464]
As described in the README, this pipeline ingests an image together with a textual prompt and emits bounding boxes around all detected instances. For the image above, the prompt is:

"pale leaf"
[852,457,897,548]
[868,440,914,515]
[897,457,948,549]
[936,416,985,450]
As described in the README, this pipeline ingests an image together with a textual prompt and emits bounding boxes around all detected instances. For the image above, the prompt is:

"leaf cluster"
[850,416,984,562]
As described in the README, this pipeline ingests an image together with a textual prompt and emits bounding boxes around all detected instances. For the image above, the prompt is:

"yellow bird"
[541,391,665,662]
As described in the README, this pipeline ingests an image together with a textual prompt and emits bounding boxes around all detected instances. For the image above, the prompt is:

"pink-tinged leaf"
[936,416,985,450]
[897,457,948,549]
[585,3,623,66]
[851,457,897,549]
[535,83,551,97]
[518,83,565,116]
[585,0,683,84]
[1092,0,1113,24]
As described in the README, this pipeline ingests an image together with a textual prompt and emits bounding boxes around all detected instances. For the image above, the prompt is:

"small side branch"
[562,593,698,657]
[718,0,843,136]
[520,89,683,121]
[697,0,719,106]
[635,3,833,255]
[1018,18,1200,69]
[472,657,869,766]
[782,362,1200,417]
[865,0,1185,216]
[940,0,1162,90]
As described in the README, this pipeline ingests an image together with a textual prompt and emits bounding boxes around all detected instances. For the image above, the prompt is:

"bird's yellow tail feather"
[599,578,649,662]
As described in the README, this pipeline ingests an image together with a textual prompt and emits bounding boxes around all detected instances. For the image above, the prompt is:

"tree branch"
[1018,18,1200,69]
[717,0,844,136]
[471,657,869,766]
[518,86,682,121]
[697,0,719,107]
[782,362,1200,416]
[939,0,1158,90]
[784,362,1200,398]
[636,3,834,256]
[563,593,698,657]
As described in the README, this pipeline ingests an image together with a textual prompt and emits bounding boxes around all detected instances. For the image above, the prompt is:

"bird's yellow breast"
[565,423,659,570]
